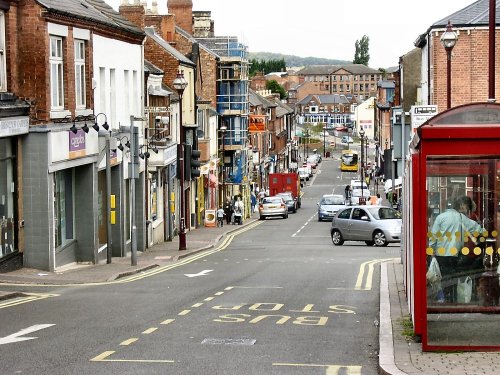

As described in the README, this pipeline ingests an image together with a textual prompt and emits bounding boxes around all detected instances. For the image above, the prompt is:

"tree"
[353,35,370,66]
[266,80,287,100]
[249,58,287,77]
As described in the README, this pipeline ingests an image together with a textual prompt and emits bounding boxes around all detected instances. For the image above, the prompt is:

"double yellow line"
[355,258,398,290]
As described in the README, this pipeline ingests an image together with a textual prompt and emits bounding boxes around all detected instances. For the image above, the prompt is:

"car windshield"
[321,196,344,205]
[367,207,401,219]
[341,153,358,166]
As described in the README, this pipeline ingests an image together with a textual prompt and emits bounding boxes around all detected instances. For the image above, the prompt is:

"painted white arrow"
[0,324,55,345]
[184,270,213,278]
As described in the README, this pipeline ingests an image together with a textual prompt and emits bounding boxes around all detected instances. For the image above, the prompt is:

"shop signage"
[0,116,29,137]
[164,144,177,164]
[249,115,266,132]
[69,130,86,159]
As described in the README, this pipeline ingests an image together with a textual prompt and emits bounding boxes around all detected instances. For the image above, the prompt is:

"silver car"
[330,206,402,246]
[317,194,346,221]
[259,196,288,220]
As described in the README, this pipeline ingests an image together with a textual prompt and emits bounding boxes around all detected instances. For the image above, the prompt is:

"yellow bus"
[340,149,359,172]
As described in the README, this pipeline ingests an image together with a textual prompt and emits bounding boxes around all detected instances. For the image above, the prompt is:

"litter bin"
[359,197,366,205]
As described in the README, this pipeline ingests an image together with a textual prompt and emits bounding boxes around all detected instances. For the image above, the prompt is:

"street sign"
[411,105,438,132]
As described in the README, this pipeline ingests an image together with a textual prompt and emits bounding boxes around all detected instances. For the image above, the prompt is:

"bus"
[340,149,359,172]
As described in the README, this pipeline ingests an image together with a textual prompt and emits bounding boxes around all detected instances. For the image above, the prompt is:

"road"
[0,155,400,375]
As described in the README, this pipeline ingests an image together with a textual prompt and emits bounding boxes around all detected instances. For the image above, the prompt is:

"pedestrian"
[251,191,257,213]
[428,195,483,303]
[345,184,352,205]
[233,196,244,225]
[216,206,225,227]
[223,198,232,225]
[376,193,382,206]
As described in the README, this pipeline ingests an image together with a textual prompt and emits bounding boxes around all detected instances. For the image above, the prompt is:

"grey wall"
[22,132,52,270]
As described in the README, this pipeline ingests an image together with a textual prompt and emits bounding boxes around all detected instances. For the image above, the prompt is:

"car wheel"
[365,241,375,246]
[331,229,344,246]
[373,230,388,247]
[318,215,322,222]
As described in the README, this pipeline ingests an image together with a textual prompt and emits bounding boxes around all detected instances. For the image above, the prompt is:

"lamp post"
[219,123,227,204]
[323,126,327,158]
[440,20,458,110]
[173,71,188,251]
[359,128,365,203]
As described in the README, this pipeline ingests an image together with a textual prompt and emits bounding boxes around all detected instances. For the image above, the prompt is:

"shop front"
[0,113,29,260]
[408,103,500,351]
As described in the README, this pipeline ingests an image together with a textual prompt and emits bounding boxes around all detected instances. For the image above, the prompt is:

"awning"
[147,85,172,97]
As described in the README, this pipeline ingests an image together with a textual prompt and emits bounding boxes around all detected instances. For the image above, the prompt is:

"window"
[74,40,86,108]
[0,11,6,92]
[50,36,64,109]
[54,169,74,248]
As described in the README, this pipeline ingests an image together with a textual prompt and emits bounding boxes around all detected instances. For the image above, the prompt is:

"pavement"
[2,213,500,374]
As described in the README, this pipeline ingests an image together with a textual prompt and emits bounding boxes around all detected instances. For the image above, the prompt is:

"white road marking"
[184,269,213,278]
[0,324,55,345]
[292,214,316,237]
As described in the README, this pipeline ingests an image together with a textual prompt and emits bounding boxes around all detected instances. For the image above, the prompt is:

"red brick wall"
[144,38,179,88]
[175,33,217,107]
[167,2,192,35]
[431,29,500,109]
[119,5,145,30]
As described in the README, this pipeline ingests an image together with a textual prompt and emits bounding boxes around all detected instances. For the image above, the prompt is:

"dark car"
[330,206,402,246]
[277,192,297,213]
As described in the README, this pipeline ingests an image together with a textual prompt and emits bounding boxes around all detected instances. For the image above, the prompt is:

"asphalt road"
[0,155,400,375]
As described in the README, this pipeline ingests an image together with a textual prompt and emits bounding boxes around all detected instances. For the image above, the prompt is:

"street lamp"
[440,20,458,110]
[219,123,227,204]
[173,70,188,251]
[359,128,365,203]
[364,134,368,173]
[323,126,327,158]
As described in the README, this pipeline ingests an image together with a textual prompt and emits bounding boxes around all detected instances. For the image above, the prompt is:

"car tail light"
[259,204,263,209]
[281,203,285,208]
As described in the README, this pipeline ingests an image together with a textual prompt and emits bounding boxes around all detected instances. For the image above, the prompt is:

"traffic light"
[184,144,201,180]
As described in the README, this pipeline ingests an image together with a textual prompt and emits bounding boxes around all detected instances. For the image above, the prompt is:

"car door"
[334,208,352,239]
[349,208,371,240]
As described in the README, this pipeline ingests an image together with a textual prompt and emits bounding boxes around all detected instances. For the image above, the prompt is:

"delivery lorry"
[269,172,302,208]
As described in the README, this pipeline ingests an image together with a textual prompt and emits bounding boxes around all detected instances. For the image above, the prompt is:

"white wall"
[92,34,144,131]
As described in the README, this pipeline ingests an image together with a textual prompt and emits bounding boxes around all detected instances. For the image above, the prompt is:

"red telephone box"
[407,103,500,351]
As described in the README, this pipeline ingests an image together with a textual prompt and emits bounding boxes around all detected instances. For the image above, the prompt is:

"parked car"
[317,194,346,221]
[259,196,288,220]
[277,192,297,213]
[298,168,310,181]
[330,206,402,246]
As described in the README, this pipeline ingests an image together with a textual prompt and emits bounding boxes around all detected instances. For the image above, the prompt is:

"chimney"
[119,2,146,30]
[167,0,193,34]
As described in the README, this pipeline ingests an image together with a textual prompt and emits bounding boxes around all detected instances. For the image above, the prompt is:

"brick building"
[9,0,145,271]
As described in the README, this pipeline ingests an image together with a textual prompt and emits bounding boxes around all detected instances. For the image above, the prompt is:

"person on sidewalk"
[251,191,257,213]
[216,206,225,227]
[223,198,232,225]
[233,196,244,225]
[376,193,382,206]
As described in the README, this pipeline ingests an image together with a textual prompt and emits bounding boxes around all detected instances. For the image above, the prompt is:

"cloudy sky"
[105,0,476,69]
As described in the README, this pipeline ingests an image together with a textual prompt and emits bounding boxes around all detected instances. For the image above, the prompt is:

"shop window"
[50,35,65,110]
[54,169,74,248]
[74,39,86,109]
[150,172,158,221]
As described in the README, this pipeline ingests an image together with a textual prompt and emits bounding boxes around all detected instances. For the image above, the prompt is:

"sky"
[105,0,476,69]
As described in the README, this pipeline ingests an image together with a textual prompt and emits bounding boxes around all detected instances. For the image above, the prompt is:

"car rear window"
[263,197,282,204]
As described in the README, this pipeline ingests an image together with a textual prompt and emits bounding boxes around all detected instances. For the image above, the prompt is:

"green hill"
[248,51,351,68]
